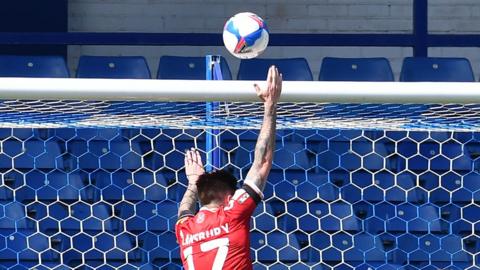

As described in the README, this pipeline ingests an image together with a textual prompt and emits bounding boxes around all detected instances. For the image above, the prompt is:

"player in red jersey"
[175,65,282,270]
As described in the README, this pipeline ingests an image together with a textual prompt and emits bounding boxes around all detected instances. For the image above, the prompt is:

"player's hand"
[184,148,205,185]
[254,65,282,105]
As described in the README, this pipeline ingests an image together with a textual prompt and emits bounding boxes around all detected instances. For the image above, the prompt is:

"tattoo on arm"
[178,184,198,218]
[246,103,277,192]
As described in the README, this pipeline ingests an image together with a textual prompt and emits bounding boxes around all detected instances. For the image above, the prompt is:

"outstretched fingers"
[254,83,262,95]
[277,72,283,92]
[267,65,273,83]
[195,150,202,166]
[272,67,278,88]
[184,150,191,166]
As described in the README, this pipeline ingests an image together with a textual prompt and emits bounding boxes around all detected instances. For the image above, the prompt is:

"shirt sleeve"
[224,182,263,221]
[178,210,195,221]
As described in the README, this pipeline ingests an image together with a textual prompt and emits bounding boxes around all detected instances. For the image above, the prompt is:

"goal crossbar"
[0,77,479,104]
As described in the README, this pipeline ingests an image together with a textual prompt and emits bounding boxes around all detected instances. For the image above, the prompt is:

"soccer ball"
[223,12,269,59]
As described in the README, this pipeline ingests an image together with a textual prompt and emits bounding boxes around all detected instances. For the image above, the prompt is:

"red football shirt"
[175,183,262,270]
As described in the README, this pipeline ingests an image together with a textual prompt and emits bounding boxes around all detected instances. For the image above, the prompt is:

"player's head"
[196,170,237,206]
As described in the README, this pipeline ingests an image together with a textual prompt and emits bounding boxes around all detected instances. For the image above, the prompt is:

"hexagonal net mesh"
[0,127,479,269]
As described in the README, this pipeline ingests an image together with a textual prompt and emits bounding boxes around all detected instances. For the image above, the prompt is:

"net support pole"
[205,55,222,171]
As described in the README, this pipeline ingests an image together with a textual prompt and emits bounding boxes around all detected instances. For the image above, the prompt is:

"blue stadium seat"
[0,202,36,235]
[400,57,475,82]
[139,233,180,266]
[427,235,473,267]
[62,233,137,266]
[237,58,313,81]
[0,185,13,202]
[0,171,25,202]
[344,233,387,265]
[157,56,232,80]
[274,142,311,170]
[0,55,69,78]
[80,204,117,233]
[147,201,177,233]
[0,231,59,265]
[76,56,151,79]
[429,188,451,205]
[311,202,361,233]
[362,185,384,203]
[410,204,446,234]
[255,231,300,262]
[56,172,92,202]
[70,140,142,170]
[13,140,64,169]
[158,232,181,260]
[253,202,276,232]
[319,57,394,81]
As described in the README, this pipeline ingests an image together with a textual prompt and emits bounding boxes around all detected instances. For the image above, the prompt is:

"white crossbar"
[0,77,478,104]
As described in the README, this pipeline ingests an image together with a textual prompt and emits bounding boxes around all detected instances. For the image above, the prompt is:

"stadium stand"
[6,2,470,268]
[0,29,479,270]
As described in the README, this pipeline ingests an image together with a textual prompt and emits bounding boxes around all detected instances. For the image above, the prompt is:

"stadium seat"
[237,58,313,81]
[13,140,64,169]
[84,204,117,233]
[344,233,387,264]
[0,202,36,235]
[0,230,59,265]
[412,204,446,234]
[62,233,137,266]
[139,233,181,266]
[429,235,473,266]
[319,57,394,81]
[274,142,312,170]
[146,201,178,233]
[0,55,69,78]
[400,57,475,82]
[255,231,300,262]
[56,173,92,202]
[253,202,277,232]
[318,183,340,201]
[76,55,151,79]
[157,56,232,80]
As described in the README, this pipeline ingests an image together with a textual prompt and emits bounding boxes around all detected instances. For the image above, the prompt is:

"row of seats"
[2,176,478,208]
[0,196,480,230]
[1,200,476,262]
[2,196,479,237]
[0,226,475,268]
[0,137,476,174]
[0,55,478,81]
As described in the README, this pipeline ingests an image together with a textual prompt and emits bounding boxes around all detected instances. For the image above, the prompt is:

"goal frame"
[0,78,478,104]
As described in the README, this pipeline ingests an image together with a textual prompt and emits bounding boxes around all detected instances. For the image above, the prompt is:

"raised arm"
[177,148,205,221]
[244,66,282,192]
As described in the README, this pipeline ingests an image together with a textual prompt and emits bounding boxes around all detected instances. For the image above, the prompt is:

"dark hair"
[196,170,237,206]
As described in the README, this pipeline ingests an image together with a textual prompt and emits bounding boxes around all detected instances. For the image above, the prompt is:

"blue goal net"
[0,127,479,270]
[0,57,479,270]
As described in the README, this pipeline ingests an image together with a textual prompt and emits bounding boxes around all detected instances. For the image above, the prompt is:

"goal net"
[0,74,479,269]
[1,78,480,131]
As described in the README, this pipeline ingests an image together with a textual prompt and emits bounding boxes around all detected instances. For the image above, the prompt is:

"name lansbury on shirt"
[179,223,230,246]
